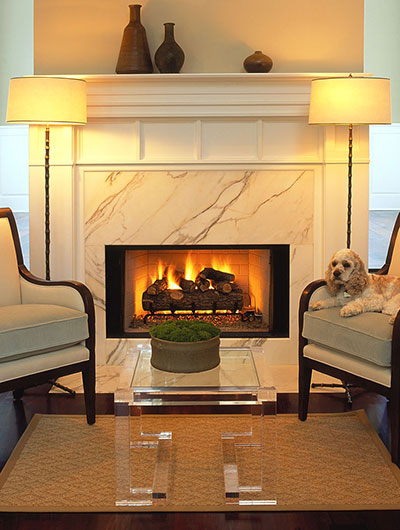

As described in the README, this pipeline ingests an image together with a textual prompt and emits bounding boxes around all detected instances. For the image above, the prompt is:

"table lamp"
[309,75,391,248]
[6,76,87,280]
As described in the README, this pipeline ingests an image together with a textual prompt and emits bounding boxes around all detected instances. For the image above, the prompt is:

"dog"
[309,248,400,324]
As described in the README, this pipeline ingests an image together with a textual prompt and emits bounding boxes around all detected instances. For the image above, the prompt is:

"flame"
[150,255,234,290]
[167,266,180,290]
[211,257,234,275]
[185,253,195,281]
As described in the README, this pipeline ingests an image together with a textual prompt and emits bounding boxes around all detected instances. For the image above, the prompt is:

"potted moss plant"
[149,320,221,373]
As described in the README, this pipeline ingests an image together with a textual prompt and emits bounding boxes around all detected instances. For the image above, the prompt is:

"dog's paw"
[388,311,400,325]
[340,305,356,318]
[309,301,323,311]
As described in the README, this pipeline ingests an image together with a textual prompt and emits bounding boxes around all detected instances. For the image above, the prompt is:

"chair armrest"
[298,279,326,353]
[299,279,327,315]
[19,265,93,316]
[19,265,96,363]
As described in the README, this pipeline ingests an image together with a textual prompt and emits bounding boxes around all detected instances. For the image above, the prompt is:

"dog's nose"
[333,269,341,278]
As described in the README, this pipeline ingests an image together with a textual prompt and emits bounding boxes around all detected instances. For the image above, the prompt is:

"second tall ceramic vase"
[155,23,185,73]
[116,4,153,74]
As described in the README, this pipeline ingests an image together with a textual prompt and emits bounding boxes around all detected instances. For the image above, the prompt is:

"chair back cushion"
[303,308,392,367]
[0,218,21,306]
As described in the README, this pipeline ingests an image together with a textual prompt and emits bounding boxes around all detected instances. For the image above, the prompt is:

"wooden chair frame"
[298,214,400,464]
[0,208,96,424]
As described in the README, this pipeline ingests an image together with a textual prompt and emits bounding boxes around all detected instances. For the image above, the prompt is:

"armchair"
[298,213,400,464]
[0,208,95,424]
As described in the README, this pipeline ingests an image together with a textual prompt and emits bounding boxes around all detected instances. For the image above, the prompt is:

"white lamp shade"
[309,77,391,125]
[6,76,87,125]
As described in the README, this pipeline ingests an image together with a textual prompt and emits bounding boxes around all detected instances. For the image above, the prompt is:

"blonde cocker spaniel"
[309,248,400,324]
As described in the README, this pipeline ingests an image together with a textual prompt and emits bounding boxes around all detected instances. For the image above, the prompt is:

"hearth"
[106,244,289,338]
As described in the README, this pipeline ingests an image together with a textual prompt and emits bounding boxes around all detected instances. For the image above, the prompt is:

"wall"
[0,0,33,211]
[34,0,364,75]
[364,0,400,123]
[365,0,400,210]
[0,0,34,124]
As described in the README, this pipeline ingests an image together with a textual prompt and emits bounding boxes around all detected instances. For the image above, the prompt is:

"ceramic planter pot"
[150,335,220,373]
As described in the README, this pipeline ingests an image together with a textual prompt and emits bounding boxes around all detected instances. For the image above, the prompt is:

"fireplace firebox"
[106,244,289,338]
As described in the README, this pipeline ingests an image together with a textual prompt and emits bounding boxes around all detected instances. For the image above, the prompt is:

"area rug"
[1,411,400,512]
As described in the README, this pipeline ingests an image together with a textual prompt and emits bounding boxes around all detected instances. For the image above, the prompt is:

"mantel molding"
[82,72,364,120]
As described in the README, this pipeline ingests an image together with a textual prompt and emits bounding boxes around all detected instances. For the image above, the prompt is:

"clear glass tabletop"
[131,347,260,391]
[115,346,276,406]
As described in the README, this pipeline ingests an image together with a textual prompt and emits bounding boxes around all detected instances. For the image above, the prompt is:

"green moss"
[149,320,220,342]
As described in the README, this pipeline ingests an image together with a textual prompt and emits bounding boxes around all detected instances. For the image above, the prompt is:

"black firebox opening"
[105,244,289,339]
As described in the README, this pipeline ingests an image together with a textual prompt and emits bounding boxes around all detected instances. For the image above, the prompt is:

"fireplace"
[106,244,289,338]
[26,75,370,365]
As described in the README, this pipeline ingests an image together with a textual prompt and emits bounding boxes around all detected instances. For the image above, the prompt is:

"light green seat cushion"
[0,304,89,363]
[303,308,392,367]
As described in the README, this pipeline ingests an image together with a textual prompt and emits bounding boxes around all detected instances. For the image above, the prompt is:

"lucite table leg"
[114,395,134,506]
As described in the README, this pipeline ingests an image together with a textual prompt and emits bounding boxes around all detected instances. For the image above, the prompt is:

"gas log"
[195,275,211,292]
[198,268,235,283]
[146,277,168,296]
[142,288,243,313]
[173,270,197,292]
[211,281,233,293]
[179,278,196,292]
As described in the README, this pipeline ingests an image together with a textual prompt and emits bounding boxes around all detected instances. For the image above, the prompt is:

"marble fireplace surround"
[28,73,370,366]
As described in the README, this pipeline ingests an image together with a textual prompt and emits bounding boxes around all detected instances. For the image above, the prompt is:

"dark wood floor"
[0,387,399,530]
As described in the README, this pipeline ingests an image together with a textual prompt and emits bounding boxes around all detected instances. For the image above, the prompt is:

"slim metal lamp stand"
[45,125,50,280]
[311,124,355,403]
[44,126,75,395]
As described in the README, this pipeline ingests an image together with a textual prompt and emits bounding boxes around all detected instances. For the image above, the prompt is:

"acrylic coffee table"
[114,345,277,507]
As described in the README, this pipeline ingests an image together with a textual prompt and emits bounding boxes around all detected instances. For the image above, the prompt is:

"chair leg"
[82,362,96,425]
[298,359,312,421]
[390,387,400,465]
[13,388,24,401]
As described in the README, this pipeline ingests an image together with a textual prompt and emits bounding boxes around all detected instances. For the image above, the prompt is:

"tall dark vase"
[116,4,153,74]
[154,23,185,73]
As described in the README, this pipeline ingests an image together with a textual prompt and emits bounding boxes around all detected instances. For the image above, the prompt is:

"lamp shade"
[309,76,391,125]
[6,76,87,125]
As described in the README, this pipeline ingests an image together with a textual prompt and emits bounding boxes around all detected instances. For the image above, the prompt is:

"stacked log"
[198,268,235,283]
[146,277,167,296]
[142,288,243,313]
[143,267,243,313]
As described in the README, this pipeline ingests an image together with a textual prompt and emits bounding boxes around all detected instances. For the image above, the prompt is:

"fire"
[184,253,195,281]
[211,257,234,275]
[167,266,180,290]
[151,254,234,290]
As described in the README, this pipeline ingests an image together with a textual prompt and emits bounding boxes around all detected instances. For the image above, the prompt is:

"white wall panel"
[201,120,258,160]
[78,123,138,164]
[0,125,29,211]
[262,118,321,162]
[140,120,197,161]
[29,125,75,166]
[369,124,400,210]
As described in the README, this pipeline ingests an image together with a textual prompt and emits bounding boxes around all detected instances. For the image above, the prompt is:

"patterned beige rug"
[1,411,400,512]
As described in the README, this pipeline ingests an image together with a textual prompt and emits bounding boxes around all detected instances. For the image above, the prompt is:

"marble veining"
[83,169,314,365]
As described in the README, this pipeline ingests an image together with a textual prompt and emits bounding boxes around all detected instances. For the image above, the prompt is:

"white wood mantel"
[28,72,370,365]
[83,73,366,119]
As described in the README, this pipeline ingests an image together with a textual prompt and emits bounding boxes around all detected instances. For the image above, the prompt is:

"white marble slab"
[83,169,314,365]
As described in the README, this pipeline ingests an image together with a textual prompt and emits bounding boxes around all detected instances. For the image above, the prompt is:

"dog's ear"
[325,260,341,294]
[346,251,369,295]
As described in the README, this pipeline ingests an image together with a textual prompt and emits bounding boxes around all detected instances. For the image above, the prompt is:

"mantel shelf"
[79,72,369,120]
[77,72,367,81]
